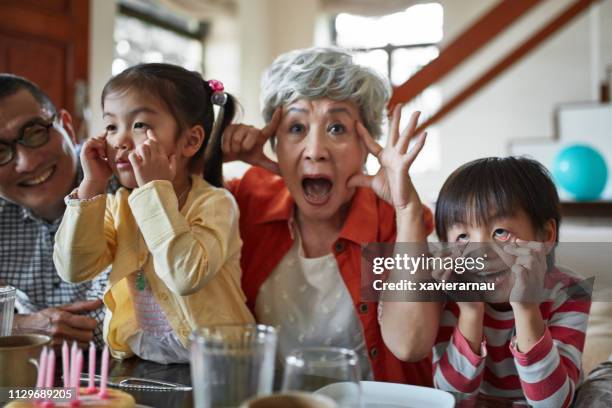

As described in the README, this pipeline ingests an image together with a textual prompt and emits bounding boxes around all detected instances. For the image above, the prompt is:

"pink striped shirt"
[433,273,591,407]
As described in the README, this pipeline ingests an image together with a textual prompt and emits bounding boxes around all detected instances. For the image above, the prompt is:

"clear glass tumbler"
[190,324,277,408]
[282,347,361,407]
[0,286,16,336]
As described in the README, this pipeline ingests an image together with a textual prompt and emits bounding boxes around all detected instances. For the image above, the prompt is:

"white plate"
[316,381,455,408]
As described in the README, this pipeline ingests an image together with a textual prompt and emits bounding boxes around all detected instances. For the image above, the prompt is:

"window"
[113,1,207,75]
[334,3,443,173]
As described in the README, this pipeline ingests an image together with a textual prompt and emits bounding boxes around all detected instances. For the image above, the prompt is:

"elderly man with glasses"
[0,74,107,348]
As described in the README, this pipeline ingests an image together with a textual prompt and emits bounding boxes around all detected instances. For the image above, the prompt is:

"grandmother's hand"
[347,107,427,210]
[221,108,281,175]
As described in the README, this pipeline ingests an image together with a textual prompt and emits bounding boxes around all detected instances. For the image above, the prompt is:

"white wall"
[232,0,320,126]
[203,14,240,102]
[600,0,612,85]
[411,0,612,203]
[89,0,116,137]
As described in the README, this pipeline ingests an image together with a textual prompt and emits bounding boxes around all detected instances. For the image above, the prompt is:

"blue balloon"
[552,144,608,201]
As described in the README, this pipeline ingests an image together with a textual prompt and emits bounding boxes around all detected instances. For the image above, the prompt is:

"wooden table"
[106,357,529,408]
[453,392,529,407]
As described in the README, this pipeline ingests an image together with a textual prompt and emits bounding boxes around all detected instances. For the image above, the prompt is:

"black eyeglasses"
[0,116,56,166]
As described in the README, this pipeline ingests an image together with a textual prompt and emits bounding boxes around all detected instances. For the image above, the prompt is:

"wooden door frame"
[0,0,89,126]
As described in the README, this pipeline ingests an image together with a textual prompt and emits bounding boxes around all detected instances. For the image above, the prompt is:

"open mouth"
[302,175,333,205]
[115,159,132,170]
[18,166,56,187]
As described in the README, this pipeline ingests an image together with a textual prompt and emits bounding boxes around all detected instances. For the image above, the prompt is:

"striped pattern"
[0,200,107,347]
[433,279,590,407]
[127,273,173,336]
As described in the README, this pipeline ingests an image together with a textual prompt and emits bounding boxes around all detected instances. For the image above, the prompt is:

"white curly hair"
[260,47,391,138]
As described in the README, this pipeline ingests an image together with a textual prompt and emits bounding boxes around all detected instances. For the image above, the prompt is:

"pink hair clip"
[208,79,227,106]
[208,79,224,93]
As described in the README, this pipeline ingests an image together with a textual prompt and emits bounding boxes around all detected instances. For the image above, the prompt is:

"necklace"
[134,179,192,291]
[135,233,148,291]
[176,180,191,209]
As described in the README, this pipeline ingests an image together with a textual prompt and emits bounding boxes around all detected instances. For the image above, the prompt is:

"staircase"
[390,0,610,214]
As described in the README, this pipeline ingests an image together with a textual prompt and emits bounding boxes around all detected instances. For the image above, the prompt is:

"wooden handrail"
[388,0,543,110]
[414,0,598,134]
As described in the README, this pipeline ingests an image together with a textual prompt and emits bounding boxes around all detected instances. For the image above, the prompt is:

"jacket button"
[370,347,378,358]
[334,241,346,253]
[359,303,369,314]
[160,293,169,301]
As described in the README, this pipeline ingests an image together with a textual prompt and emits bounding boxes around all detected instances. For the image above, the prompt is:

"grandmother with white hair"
[224,47,433,385]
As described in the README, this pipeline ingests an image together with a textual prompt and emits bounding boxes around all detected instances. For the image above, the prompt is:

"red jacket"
[228,166,433,386]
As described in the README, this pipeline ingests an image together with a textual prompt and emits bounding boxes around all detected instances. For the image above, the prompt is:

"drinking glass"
[282,347,361,407]
[190,324,277,408]
[0,286,16,336]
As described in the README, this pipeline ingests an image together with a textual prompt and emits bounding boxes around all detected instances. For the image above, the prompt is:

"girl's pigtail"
[203,80,237,187]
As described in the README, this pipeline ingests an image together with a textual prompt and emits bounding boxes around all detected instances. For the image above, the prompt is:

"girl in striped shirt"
[382,157,591,407]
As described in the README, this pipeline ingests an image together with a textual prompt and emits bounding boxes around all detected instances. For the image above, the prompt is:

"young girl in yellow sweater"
[54,64,253,363]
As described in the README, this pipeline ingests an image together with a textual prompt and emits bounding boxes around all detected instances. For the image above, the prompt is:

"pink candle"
[44,349,55,388]
[98,345,109,399]
[75,350,83,397]
[35,346,48,388]
[68,350,83,408]
[62,341,70,388]
[86,341,96,394]
[70,342,77,375]
[42,349,56,407]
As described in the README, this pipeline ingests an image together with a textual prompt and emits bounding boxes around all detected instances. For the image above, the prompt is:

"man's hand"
[12,299,102,349]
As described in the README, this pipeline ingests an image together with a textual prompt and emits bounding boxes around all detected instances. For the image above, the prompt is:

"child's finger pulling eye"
[506,246,531,257]
[95,141,107,159]
[145,129,159,142]
[515,239,543,253]
[138,144,152,160]
[515,255,535,270]
[500,242,517,255]
[143,139,159,155]
[128,150,142,164]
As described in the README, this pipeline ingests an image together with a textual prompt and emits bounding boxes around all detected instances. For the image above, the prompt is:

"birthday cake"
[7,342,135,408]
[5,387,135,408]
